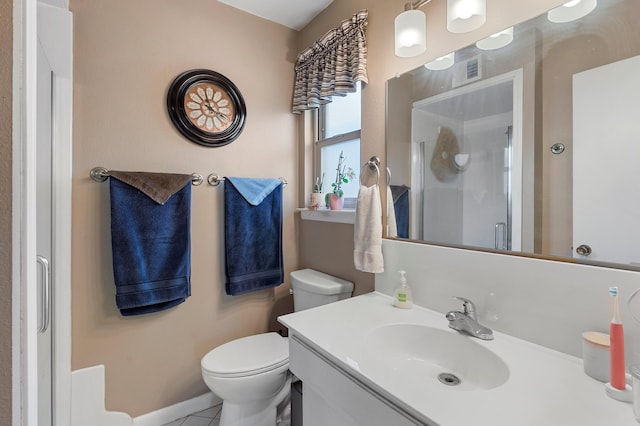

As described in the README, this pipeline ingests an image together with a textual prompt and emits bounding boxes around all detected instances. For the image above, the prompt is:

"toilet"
[201,269,354,426]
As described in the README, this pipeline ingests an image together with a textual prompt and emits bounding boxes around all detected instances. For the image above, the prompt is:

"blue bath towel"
[224,177,283,296]
[109,172,192,316]
[391,185,410,239]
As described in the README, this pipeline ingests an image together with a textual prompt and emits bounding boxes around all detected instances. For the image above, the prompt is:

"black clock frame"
[167,69,246,147]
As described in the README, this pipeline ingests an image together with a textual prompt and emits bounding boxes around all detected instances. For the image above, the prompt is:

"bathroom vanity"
[279,292,637,425]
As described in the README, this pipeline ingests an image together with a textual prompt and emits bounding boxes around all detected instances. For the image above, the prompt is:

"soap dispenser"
[393,270,413,309]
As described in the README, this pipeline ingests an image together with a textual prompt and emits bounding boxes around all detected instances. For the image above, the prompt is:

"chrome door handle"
[36,255,51,334]
[576,244,592,256]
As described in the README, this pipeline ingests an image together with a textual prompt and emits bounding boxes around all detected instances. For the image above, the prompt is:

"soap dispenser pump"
[393,270,413,309]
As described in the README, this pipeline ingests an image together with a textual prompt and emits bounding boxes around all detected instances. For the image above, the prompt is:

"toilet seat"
[202,332,289,378]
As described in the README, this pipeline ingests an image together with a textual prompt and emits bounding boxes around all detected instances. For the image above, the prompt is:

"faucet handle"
[452,296,476,318]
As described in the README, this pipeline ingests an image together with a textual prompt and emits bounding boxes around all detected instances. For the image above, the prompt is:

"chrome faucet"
[446,296,494,341]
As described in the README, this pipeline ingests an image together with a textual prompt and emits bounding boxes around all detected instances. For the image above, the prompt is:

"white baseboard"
[133,392,222,426]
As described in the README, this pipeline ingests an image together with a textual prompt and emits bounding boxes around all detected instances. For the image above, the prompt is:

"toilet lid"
[202,333,289,378]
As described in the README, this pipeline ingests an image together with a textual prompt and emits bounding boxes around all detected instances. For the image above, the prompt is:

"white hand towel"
[386,185,398,238]
[354,184,384,273]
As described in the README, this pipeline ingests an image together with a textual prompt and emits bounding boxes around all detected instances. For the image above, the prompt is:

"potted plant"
[325,151,356,210]
[309,173,324,210]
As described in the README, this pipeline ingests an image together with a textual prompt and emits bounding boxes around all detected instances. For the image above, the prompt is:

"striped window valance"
[291,10,369,114]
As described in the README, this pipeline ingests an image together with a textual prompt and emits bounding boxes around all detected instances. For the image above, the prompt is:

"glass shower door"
[411,73,521,252]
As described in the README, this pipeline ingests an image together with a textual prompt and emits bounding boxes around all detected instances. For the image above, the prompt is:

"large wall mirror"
[386,0,640,270]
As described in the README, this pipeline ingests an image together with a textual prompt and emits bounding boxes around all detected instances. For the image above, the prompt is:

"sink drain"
[437,372,461,386]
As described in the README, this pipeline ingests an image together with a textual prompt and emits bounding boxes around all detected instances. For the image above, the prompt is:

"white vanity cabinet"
[279,293,639,426]
[289,335,431,426]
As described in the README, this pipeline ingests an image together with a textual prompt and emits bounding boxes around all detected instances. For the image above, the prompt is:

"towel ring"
[89,167,204,185]
[386,167,391,186]
[360,156,381,185]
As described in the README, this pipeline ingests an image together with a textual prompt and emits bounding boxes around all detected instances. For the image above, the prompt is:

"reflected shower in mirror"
[386,0,640,269]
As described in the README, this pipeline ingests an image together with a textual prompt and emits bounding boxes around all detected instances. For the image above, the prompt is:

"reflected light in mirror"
[424,52,455,70]
[395,9,427,57]
[547,0,597,23]
[476,27,514,50]
[447,0,486,33]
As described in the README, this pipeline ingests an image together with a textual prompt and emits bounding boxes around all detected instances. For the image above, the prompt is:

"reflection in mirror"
[386,0,640,269]
[409,71,522,252]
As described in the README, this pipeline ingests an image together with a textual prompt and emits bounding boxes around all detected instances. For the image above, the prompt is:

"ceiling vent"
[452,55,482,88]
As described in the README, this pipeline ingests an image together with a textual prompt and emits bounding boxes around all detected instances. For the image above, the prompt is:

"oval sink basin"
[355,324,509,391]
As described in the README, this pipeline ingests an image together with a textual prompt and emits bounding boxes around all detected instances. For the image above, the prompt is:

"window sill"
[297,208,356,224]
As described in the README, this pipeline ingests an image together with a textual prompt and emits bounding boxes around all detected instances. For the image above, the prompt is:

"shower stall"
[410,71,523,252]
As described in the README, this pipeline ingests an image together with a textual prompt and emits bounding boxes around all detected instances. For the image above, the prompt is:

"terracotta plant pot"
[327,193,344,210]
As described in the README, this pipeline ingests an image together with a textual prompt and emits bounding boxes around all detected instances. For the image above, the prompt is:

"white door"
[36,37,54,426]
[573,55,640,264]
[16,3,72,425]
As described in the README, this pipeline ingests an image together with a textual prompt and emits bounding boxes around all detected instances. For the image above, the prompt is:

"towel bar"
[89,167,204,186]
[207,173,288,187]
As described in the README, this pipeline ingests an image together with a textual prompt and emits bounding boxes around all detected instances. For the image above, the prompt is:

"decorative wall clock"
[167,69,246,147]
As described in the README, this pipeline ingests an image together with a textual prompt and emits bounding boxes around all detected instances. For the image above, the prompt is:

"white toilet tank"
[290,269,354,311]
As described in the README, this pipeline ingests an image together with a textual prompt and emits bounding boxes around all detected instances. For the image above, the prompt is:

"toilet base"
[219,375,292,426]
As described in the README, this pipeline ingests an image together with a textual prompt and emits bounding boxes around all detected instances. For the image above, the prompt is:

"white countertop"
[279,292,638,426]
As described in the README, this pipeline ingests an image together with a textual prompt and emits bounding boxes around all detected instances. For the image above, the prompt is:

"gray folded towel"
[109,171,193,205]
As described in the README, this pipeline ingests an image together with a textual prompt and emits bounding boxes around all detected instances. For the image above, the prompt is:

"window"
[316,83,361,203]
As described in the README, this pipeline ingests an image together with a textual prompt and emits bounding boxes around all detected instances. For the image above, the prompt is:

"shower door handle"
[36,255,51,334]
[495,222,507,250]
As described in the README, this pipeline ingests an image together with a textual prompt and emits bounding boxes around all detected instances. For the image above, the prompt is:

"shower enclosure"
[410,71,523,251]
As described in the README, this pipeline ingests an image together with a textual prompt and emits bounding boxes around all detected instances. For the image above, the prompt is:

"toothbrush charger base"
[605,382,633,402]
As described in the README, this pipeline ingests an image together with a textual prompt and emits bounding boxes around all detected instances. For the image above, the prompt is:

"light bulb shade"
[395,9,427,58]
[447,0,486,33]
[476,27,514,50]
[547,0,597,23]
[425,52,455,70]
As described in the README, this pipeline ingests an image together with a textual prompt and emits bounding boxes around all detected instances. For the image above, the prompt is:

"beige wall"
[70,0,298,416]
[68,0,579,417]
[298,220,373,297]
[0,0,12,421]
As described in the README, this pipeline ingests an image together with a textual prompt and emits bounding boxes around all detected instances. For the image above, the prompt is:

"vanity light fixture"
[476,27,514,50]
[394,0,431,58]
[424,52,455,70]
[395,6,428,57]
[547,0,597,23]
[447,0,486,33]
[394,0,487,58]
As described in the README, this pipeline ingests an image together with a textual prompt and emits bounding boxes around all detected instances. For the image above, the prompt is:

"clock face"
[184,83,235,134]
[167,69,246,147]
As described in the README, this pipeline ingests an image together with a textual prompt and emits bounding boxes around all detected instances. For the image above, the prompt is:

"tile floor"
[161,404,222,426]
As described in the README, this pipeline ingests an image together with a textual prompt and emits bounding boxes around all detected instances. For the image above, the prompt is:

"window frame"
[314,94,362,208]
[314,128,362,181]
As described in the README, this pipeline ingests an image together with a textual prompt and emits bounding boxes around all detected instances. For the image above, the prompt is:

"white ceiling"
[217,0,334,31]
